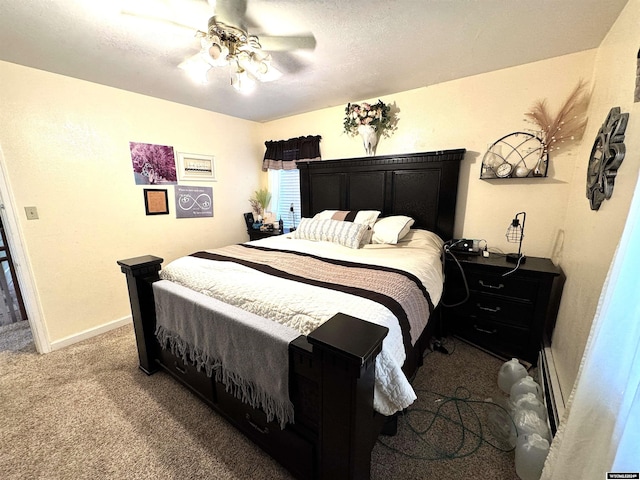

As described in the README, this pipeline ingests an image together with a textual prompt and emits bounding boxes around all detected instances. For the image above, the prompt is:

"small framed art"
[177,152,216,182]
[144,189,169,215]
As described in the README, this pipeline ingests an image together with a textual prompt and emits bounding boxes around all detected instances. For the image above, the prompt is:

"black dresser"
[442,254,565,364]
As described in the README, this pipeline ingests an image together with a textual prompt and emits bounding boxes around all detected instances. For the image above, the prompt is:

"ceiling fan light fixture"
[206,35,223,59]
[230,60,256,94]
[200,35,229,67]
[235,51,251,69]
[252,57,269,76]
[209,45,220,59]
[178,55,211,85]
[231,70,256,94]
[209,44,229,66]
[181,11,306,91]
[246,35,261,50]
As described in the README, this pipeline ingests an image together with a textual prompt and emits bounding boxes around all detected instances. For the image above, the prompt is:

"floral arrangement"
[524,80,590,154]
[343,99,397,138]
[249,188,271,218]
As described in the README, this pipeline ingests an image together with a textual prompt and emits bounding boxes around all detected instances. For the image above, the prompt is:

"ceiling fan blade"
[269,51,309,74]
[213,0,248,29]
[120,8,199,31]
[253,63,282,83]
[258,34,316,52]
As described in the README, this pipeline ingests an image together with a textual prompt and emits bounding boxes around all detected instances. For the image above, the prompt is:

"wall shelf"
[480,132,548,179]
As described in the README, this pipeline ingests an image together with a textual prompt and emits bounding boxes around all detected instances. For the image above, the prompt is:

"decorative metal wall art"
[586,107,629,211]
[480,132,548,179]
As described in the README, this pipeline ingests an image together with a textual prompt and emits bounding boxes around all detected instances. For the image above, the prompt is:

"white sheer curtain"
[542,171,640,479]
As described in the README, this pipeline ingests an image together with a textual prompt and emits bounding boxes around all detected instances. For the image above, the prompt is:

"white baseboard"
[49,316,132,351]
[538,345,565,436]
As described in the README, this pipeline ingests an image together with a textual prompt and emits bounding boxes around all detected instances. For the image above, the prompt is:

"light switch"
[25,206,39,220]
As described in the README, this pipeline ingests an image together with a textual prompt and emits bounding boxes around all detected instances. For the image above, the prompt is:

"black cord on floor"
[376,386,516,461]
[424,336,457,360]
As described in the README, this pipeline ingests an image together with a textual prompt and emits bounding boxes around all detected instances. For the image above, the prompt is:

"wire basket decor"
[480,132,548,179]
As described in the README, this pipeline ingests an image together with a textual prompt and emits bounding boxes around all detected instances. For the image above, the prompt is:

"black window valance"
[262,135,322,171]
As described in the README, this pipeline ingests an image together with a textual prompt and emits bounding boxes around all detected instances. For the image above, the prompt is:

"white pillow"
[292,218,371,249]
[313,210,380,228]
[371,216,415,244]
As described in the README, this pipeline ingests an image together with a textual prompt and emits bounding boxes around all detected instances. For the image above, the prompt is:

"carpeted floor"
[0,320,34,353]
[0,323,522,479]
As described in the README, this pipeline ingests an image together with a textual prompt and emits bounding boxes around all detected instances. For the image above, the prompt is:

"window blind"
[274,169,301,229]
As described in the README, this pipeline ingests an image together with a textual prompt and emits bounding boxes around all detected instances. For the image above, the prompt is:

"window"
[262,134,320,229]
[268,169,301,230]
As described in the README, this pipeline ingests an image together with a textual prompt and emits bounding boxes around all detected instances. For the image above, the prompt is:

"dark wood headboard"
[297,149,465,241]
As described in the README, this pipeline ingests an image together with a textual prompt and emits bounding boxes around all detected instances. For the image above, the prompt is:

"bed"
[118,149,464,480]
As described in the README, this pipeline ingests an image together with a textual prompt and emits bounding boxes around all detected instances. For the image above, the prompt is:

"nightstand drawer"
[466,270,539,301]
[453,316,530,359]
[462,293,534,328]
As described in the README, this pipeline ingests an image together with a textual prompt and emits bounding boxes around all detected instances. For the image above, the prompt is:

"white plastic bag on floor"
[486,396,517,448]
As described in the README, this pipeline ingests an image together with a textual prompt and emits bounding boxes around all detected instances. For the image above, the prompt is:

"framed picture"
[177,152,216,182]
[143,189,169,215]
[175,186,213,218]
[130,141,177,185]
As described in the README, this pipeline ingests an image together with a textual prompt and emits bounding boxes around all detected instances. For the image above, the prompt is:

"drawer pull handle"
[473,325,497,335]
[477,304,501,313]
[245,414,270,435]
[479,280,504,290]
[174,362,187,375]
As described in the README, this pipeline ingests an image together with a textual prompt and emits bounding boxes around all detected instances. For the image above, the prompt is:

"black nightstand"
[247,229,284,241]
[442,254,565,364]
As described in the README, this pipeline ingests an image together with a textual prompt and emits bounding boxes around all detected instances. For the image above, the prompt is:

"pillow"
[313,210,380,228]
[371,216,415,244]
[292,218,370,249]
[399,229,445,249]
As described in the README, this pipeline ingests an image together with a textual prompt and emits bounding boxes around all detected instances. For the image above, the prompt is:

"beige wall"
[0,61,263,347]
[263,51,596,258]
[550,0,640,396]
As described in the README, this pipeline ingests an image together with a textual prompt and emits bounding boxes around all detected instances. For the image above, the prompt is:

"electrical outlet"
[25,206,39,220]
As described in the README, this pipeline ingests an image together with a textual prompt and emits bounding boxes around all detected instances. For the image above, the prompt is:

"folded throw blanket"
[153,280,299,428]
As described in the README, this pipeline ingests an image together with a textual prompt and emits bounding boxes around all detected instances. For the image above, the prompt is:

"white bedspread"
[159,229,444,416]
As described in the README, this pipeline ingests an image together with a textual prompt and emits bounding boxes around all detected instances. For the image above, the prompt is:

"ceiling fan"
[125,0,316,92]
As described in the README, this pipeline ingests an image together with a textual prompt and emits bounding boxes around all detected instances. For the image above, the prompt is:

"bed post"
[117,255,163,375]
[307,313,389,480]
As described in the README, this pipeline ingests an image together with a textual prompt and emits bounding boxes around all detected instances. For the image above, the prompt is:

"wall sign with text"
[175,186,213,218]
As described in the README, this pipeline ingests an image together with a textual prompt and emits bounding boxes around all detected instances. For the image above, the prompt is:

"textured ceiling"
[0,0,629,122]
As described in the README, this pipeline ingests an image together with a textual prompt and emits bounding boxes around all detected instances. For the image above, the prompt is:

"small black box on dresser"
[442,254,565,365]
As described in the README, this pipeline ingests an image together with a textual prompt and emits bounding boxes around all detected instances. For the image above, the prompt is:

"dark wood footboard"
[118,255,390,480]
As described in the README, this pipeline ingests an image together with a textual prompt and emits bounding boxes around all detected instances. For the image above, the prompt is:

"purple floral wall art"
[130,142,177,185]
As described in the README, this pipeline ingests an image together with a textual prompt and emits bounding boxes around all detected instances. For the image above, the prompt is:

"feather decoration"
[524,79,590,153]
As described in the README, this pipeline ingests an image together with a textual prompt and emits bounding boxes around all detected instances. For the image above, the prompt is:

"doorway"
[0,144,48,353]
[0,214,26,326]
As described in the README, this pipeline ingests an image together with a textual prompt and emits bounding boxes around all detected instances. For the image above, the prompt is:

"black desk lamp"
[505,211,526,264]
